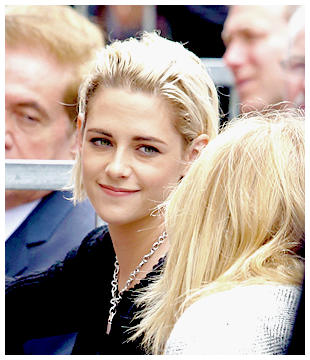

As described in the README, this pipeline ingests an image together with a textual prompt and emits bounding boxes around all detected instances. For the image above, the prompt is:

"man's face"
[222,6,288,112]
[5,46,76,209]
[284,29,305,110]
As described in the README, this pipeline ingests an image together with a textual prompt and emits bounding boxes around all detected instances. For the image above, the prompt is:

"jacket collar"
[5,191,74,276]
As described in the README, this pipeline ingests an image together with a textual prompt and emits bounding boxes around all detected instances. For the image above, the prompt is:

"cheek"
[145,162,185,200]
[15,136,43,158]
[80,147,97,185]
[19,130,59,159]
[43,120,73,153]
[81,149,96,178]
[254,37,285,69]
[286,80,300,100]
[251,44,271,68]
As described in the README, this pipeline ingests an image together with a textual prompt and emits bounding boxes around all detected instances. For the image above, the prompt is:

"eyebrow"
[17,101,49,120]
[87,128,167,145]
[87,128,111,137]
[132,136,167,145]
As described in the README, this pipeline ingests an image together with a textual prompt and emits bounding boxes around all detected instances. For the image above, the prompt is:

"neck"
[108,216,168,290]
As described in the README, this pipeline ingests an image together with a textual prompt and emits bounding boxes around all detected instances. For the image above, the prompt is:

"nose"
[223,39,248,72]
[105,149,132,179]
[5,110,14,151]
[5,132,14,151]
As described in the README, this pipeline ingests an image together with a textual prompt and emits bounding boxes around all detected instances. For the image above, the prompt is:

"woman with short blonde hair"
[73,31,219,202]
[6,31,219,355]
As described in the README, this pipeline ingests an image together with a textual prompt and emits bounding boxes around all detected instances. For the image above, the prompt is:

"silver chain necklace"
[106,231,167,335]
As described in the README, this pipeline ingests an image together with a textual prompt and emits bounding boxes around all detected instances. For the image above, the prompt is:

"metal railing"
[5,61,237,227]
[5,59,236,191]
[5,159,74,190]
[5,159,106,227]
[201,58,234,87]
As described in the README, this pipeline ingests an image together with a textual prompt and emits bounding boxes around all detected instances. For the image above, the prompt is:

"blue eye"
[139,145,160,155]
[90,138,112,147]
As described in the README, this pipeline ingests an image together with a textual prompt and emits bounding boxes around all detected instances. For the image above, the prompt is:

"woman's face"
[78,88,189,227]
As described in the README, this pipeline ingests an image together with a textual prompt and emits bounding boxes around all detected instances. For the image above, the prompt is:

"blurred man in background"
[282,5,305,110]
[222,5,297,113]
[5,5,104,354]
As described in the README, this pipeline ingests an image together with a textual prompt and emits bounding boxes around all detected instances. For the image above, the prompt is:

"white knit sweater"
[165,284,301,355]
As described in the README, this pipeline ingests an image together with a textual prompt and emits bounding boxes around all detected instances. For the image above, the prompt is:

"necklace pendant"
[106,312,114,335]
[106,321,112,335]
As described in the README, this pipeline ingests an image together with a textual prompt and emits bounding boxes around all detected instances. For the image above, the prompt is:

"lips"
[99,184,140,197]
[236,78,252,91]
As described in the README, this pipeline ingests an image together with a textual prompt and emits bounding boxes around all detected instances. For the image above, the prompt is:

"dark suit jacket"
[5,190,98,354]
[6,190,97,277]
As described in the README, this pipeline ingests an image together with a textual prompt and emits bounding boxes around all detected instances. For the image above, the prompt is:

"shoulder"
[15,191,97,245]
[49,192,97,233]
[166,284,302,355]
[183,284,301,314]
[5,192,100,276]
[6,225,113,293]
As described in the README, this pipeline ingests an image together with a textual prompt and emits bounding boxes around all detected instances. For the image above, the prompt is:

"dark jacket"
[5,190,98,354]
[6,190,97,277]
[5,227,165,355]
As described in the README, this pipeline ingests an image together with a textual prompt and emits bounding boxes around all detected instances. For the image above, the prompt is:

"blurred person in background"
[282,5,305,110]
[88,5,230,124]
[222,5,297,113]
[88,5,228,57]
[90,5,146,41]
[5,5,104,354]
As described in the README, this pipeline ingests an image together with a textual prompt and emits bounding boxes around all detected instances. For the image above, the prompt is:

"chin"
[97,211,137,226]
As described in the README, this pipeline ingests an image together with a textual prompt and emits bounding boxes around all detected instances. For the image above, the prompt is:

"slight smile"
[99,184,140,197]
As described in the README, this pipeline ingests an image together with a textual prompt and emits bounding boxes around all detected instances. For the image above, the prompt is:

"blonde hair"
[72,31,219,202]
[5,5,105,127]
[134,109,305,354]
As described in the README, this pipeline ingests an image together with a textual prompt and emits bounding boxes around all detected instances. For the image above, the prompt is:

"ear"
[77,114,84,152]
[180,134,209,178]
[188,134,209,162]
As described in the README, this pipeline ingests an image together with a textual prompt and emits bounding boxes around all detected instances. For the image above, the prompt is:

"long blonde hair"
[71,31,219,203]
[134,109,305,354]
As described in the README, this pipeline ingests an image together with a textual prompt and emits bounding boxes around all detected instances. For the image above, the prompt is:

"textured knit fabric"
[5,226,165,355]
[165,284,301,355]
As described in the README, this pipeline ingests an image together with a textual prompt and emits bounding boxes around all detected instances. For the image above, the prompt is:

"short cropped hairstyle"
[135,109,305,354]
[73,31,219,202]
[5,5,105,127]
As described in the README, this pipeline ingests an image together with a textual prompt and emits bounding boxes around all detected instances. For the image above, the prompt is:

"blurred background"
[72,5,232,125]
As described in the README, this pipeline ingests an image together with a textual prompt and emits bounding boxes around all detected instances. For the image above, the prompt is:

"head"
[72,32,219,208]
[165,109,305,287]
[222,5,297,112]
[136,109,305,354]
[5,5,104,209]
[282,6,305,110]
